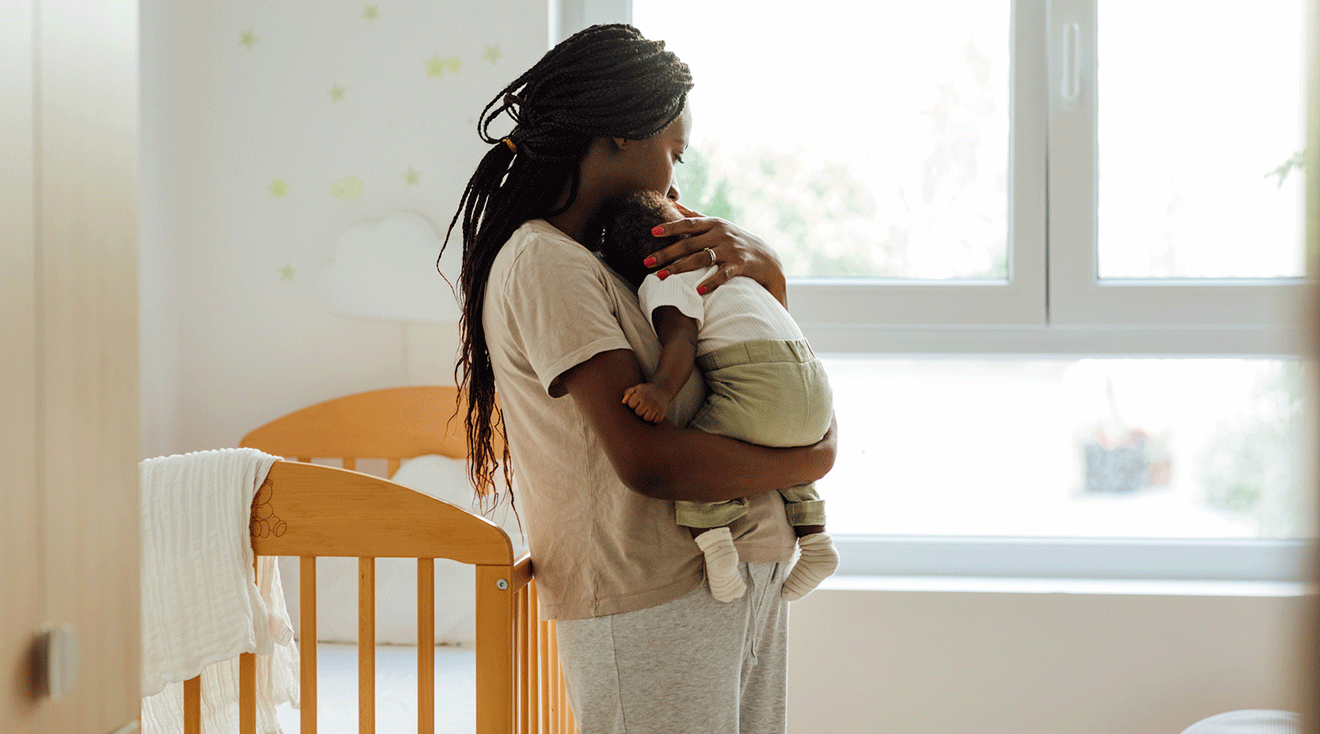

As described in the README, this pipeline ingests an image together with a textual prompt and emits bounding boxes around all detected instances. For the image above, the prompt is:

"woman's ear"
[611,136,628,151]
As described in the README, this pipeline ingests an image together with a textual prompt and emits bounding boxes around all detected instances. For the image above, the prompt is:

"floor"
[274,643,477,734]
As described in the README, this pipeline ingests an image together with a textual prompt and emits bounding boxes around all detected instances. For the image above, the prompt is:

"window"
[1048,0,1310,333]
[562,0,1316,579]
[636,0,1046,334]
[1093,3,1307,281]
[821,357,1314,537]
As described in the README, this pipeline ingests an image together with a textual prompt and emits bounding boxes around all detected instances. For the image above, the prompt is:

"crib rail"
[238,386,502,464]
[181,461,577,734]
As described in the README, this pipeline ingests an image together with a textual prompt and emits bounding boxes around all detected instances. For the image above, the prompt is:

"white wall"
[139,0,546,456]
[787,582,1310,734]
[138,4,1313,732]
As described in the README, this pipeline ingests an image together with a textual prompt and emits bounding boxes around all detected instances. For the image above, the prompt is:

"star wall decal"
[362,5,380,22]
[279,263,296,281]
[269,178,289,198]
[427,55,462,78]
[484,44,501,64]
[329,177,364,201]
[328,83,346,102]
[403,167,421,186]
[240,30,259,50]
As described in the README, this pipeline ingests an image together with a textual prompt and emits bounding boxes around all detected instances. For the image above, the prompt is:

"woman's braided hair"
[441,24,693,501]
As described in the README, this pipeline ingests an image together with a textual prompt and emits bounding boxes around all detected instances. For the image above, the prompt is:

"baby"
[596,191,839,602]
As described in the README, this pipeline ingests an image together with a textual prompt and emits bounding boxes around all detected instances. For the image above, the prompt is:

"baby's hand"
[622,382,670,424]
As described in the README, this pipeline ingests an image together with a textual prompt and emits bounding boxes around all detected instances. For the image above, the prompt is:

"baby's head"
[596,190,685,289]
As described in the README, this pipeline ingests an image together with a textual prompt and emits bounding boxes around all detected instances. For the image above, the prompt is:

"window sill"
[817,574,1317,597]
[833,536,1316,584]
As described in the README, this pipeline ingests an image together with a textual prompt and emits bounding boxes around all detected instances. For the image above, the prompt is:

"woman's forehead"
[656,106,692,144]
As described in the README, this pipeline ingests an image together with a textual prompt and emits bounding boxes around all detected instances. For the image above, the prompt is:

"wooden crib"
[179,386,577,734]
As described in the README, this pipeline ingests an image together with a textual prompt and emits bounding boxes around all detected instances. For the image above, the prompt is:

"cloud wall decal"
[317,210,461,322]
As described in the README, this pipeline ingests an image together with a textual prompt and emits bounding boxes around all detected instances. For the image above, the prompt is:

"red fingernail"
[643,256,656,267]
[696,285,707,295]
[652,225,665,236]
[657,269,669,280]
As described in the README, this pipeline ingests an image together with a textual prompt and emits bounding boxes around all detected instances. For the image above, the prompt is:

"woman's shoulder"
[490,219,614,294]
[502,219,595,261]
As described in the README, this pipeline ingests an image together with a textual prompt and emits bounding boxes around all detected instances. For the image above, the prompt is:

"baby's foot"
[694,527,746,602]
[781,532,839,601]
[622,382,670,423]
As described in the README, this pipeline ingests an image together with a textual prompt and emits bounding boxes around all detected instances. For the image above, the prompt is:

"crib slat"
[238,554,259,733]
[342,457,356,471]
[521,582,536,734]
[386,457,400,478]
[517,586,530,734]
[183,675,201,734]
[539,616,551,733]
[530,581,541,734]
[549,621,561,734]
[418,558,435,734]
[301,556,318,734]
[360,556,376,734]
[239,652,257,733]
[297,457,311,463]
[475,565,516,734]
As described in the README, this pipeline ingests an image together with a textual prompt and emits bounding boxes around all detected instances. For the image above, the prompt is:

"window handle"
[1061,21,1081,104]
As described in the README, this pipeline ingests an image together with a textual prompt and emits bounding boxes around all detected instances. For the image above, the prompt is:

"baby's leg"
[676,499,750,602]
[794,524,825,538]
[778,484,839,601]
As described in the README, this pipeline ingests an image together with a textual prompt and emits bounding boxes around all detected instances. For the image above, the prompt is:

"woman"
[443,24,837,733]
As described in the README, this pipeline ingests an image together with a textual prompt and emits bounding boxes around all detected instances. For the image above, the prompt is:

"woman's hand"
[644,205,789,308]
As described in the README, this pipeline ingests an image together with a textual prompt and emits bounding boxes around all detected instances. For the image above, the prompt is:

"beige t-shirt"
[483,219,798,620]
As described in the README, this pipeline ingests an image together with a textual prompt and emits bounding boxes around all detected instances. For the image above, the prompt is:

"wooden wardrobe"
[0,1,141,733]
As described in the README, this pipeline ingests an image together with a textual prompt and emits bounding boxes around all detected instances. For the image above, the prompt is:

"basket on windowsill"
[1082,428,1172,494]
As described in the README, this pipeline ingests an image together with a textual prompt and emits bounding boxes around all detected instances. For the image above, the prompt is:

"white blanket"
[139,448,297,734]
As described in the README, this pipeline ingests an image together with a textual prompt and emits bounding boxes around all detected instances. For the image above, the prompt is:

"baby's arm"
[622,306,699,423]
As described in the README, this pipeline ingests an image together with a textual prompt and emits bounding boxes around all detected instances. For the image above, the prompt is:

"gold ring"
[704,247,716,265]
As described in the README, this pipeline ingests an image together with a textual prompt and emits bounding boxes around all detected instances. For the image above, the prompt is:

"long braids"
[441,24,694,501]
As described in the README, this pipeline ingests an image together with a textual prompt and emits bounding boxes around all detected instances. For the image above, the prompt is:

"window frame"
[1046,0,1312,336]
[560,0,1318,582]
[787,0,1049,338]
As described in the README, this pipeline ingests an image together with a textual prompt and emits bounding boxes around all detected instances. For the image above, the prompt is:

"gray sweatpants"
[554,563,789,734]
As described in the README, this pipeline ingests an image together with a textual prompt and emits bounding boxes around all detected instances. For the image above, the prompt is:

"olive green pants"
[676,339,832,529]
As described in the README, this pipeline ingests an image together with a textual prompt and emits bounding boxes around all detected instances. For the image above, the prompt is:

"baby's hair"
[597,191,683,289]
[440,24,693,500]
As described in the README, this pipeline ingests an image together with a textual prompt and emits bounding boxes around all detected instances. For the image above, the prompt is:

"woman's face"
[616,106,692,202]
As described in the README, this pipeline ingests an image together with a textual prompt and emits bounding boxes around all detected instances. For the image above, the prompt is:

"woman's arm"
[561,348,837,503]
[645,204,789,308]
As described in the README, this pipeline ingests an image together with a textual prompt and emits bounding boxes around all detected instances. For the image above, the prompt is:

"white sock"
[781,532,839,601]
[693,527,746,602]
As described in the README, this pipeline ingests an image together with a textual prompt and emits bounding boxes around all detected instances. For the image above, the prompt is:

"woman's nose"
[666,183,681,202]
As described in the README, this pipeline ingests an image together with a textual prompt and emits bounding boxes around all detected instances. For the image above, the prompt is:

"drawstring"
[746,563,781,664]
